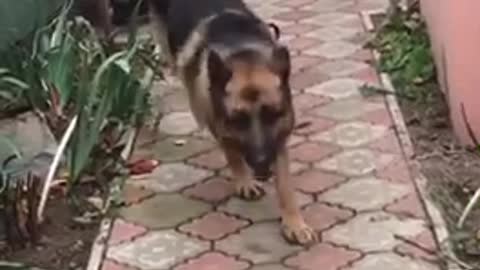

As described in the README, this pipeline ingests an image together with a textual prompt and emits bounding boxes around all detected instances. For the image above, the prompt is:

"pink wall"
[420,0,480,145]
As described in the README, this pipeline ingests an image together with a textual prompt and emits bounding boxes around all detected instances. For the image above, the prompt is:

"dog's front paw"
[281,218,318,246]
[235,180,265,201]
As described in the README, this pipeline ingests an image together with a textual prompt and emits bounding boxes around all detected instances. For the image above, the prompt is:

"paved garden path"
[100,0,442,269]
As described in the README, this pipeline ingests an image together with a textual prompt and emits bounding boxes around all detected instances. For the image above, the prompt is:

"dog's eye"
[229,112,250,129]
[261,107,283,123]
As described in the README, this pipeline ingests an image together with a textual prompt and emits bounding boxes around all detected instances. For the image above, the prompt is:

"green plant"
[0,136,23,195]
[0,0,65,116]
[0,0,65,50]
[0,137,46,248]
[0,1,154,217]
[372,9,435,102]
[0,69,30,112]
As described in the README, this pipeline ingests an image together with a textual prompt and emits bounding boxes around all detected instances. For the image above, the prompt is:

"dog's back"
[148,0,272,57]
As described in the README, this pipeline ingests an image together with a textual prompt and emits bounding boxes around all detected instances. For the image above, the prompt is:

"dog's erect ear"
[271,46,291,80]
[268,23,281,40]
[208,50,232,89]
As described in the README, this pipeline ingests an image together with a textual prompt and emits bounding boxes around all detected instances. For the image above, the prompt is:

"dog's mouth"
[254,169,272,182]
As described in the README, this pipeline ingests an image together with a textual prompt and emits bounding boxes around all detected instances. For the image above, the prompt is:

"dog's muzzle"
[247,154,273,182]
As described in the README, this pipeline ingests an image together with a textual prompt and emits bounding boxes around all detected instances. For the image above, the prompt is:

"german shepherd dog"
[148,0,317,245]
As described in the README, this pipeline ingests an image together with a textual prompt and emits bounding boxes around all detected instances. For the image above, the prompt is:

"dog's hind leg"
[274,146,318,245]
[222,142,266,201]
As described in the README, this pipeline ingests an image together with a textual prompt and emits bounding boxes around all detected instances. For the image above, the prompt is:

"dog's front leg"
[274,145,318,245]
[222,142,265,201]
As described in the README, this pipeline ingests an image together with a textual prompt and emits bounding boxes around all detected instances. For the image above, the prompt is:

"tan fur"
[189,51,213,128]
[225,62,282,114]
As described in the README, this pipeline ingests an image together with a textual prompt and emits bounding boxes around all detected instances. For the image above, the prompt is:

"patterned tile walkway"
[101,0,442,269]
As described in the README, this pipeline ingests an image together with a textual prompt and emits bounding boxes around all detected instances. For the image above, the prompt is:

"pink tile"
[109,219,147,246]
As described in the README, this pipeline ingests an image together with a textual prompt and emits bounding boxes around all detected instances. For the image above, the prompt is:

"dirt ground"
[1,188,100,270]
[398,86,480,266]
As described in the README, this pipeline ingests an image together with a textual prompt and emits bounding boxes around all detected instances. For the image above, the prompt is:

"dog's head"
[208,45,294,180]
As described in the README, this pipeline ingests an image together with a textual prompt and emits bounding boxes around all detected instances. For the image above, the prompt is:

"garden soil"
[1,190,100,270]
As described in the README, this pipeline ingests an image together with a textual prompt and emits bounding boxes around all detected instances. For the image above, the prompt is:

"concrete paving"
[100,0,442,269]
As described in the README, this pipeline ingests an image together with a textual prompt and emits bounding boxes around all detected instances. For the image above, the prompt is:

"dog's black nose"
[254,154,269,168]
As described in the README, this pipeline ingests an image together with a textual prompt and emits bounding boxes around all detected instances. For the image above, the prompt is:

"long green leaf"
[0,68,9,75]
[1,76,30,90]
[50,0,73,48]
[46,38,76,108]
